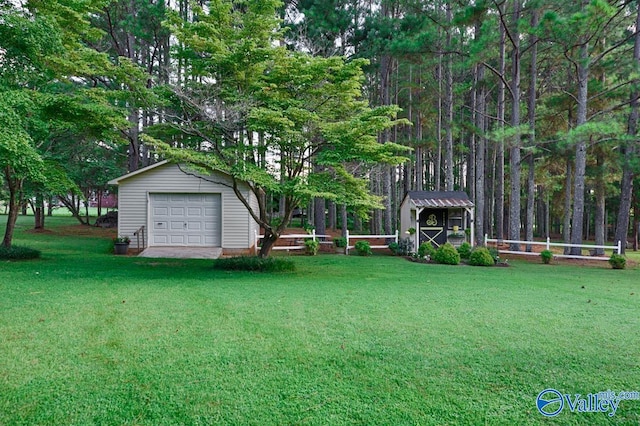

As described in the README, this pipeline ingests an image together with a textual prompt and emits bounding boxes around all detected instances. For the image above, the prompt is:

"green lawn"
[1,216,639,425]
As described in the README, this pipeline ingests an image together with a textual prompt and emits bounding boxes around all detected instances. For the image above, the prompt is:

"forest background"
[2,0,639,255]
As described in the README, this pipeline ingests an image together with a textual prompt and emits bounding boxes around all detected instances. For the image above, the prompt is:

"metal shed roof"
[406,191,474,208]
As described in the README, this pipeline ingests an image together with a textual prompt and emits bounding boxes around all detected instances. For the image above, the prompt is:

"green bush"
[488,247,499,264]
[0,245,41,260]
[333,237,347,248]
[433,242,460,265]
[214,256,296,272]
[304,239,319,256]
[457,242,472,260]
[540,249,553,264]
[389,238,413,256]
[468,247,495,266]
[608,253,626,270]
[417,242,436,258]
[354,240,372,256]
[388,242,399,253]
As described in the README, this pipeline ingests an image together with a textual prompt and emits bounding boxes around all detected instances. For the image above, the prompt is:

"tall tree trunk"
[496,18,506,241]
[525,9,539,251]
[2,168,23,248]
[34,192,45,230]
[594,155,606,255]
[508,0,522,250]
[340,204,348,237]
[563,159,573,254]
[614,0,640,254]
[570,37,590,255]
[475,20,486,246]
[444,1,454,191]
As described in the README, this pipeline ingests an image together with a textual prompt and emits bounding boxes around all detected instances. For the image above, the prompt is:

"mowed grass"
[1,216,639,425]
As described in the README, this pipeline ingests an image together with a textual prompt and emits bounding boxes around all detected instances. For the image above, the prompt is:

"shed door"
[419,209,448,247]
[150,194,221,246]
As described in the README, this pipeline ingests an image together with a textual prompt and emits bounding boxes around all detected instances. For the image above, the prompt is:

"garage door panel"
[154,235,168,244]
[154,207,169,216]
[151,193,221,247]
[171,221,186,230]
[187,207,202,216]
[187,221,202,230]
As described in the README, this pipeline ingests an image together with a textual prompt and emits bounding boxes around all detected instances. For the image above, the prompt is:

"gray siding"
[116,163,257,249]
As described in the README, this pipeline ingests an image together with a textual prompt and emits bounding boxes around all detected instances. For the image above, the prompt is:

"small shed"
[108,161,259,255]
[400,191,475,249]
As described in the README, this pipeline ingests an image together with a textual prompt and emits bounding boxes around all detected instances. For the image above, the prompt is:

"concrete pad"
[138,247,223,260]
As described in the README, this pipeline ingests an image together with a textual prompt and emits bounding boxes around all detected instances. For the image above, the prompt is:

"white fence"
[254,230,399,255]
[254,230,331,255]
[484,235,622,261]
[345,230,398,255]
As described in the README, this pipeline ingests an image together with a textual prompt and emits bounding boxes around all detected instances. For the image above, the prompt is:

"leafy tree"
[150,0,408,257]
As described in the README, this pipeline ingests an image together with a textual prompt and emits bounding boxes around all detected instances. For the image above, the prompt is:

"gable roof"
[404,191,474,208]
[107,161,235,186]
[108,160,170,185]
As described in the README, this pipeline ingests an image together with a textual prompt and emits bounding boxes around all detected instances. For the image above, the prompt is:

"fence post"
[617,240,621,255]
[312,229,316,242]
[346,229,350,255]
[546,237,550,251]
[484,234,487,246]
[395,230,399,244]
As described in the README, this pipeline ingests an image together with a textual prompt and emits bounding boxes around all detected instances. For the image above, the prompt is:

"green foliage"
[304,239,319,256]
[214,256,296,272]
[333,237,347,248]
[468,247,495,267]
[488,247,500,264]
[457,242,472,260]
[354,240,372,256]
[389,238,413,256]
[0,245,41,260]
[388,242,399,254]
[417,242,436,258]
[433,243,461,265]
[540,249,553,264]
[608,253,626,270]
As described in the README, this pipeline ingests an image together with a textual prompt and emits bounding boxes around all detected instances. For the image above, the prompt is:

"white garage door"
[150,194,221,246]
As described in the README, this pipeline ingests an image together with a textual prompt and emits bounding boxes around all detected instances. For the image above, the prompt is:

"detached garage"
[108,161,259,255]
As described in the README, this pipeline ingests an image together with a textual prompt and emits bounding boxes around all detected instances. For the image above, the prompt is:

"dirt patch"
[26,224,116,239]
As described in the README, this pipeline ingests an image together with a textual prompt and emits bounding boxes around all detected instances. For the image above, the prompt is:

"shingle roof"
[406,191,474,208]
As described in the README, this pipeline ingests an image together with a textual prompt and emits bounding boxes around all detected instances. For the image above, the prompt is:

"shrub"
[304,239,319,256]
[457,242,472,259]
[468,247,495,266]
[0,245,41,260]
[214,256,296,272]
[488,247,499,264]
[354,240,372,256]
[333,237,347,248]
[417,242,436,258]
[388,242,399,254]
[391,237,413,256]
[433,242,460,265]
[540,249,553,264]
[609,253,626,270]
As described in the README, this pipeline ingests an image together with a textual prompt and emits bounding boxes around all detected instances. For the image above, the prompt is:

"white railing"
[254,229,399,255]
[254,230,331,255]
[345,230,398,255]
[484,235,622,261]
